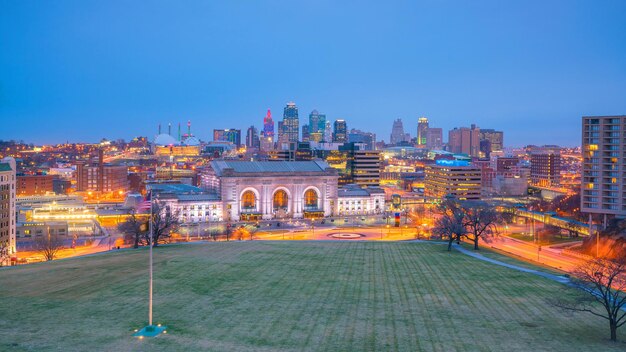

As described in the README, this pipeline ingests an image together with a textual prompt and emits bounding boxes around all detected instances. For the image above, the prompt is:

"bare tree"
[0,241,10,266]
[34,233,64,261]
[118,209,148,248]
[553,255,626,342]
[462,201,500,250]
[147,201,180,247]
[433,200,467,251]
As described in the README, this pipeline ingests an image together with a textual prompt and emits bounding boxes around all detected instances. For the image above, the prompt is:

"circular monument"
[328,233,365,239]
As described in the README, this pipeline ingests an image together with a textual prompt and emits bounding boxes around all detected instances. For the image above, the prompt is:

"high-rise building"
[245,126,260,149]
[301,124,310,142]
[479,129,504,152]
[530,150,561,187]
[213,129,242,147]
[262,109,274,139]
[390,119,407,145]
[448,124,480,157]
[426,128,443,149]
[324,120,333,143]
[0,157,16,266]
[333,120,347,143]
[417,117,429,145]
[308,110,326,135]
[582,116,626,220]
[279,102,299,144]
[424,160,482,200]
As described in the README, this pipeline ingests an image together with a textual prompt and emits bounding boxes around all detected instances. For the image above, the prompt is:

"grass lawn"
[0,241,624,352]
[507,232,582,246]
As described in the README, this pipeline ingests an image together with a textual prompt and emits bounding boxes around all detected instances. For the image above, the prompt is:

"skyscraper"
[213,129,242,147]
[479,129,504,152]
[246,126,260,149]
[417,117,429,146]
[390,119,406,145]
[262,109,274,139]
[301,124,310,142]
[333,120,347,143]
[280,102,299,144]
[448,124,480,157]
[530,149,561,187]
[324,120,333,143]
[308,110,326,142]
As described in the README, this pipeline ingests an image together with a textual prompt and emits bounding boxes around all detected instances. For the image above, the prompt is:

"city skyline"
[2,1,626,145]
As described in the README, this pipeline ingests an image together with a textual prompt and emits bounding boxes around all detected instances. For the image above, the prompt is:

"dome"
[183,136,200,146]
[154,134,178,146]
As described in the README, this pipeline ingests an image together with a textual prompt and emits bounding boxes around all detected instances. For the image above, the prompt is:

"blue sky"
[1,0,625,146]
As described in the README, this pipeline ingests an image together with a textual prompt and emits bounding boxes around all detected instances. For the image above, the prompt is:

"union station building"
[150,160,385,223]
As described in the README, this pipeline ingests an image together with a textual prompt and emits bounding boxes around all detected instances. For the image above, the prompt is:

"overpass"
[500,207,593,236]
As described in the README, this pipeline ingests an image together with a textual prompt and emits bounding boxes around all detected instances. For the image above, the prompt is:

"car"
[320,220,325,224]
[361,217,366,221]
[344,218,349,222]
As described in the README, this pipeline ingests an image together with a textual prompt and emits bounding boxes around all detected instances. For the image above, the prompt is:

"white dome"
[154,134,178,146]
[183,136,200,146]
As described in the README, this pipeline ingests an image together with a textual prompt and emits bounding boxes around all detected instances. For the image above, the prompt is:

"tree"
[553,255,626,342]
[146,201,180,247]
[34,233,64,261]
[0,241,10,266]
[118,209,148,249]
[433,200,467,251]
[462,201,500,250]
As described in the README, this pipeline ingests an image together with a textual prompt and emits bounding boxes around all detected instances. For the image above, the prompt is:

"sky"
[1,0,626,147]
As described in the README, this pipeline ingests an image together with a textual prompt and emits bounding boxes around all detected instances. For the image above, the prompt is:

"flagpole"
[149,192,153,327]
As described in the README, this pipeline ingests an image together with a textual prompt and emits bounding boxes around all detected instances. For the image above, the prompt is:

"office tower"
[245,126,260,149]
[280,102,299,143]
[333,120,347,143]
[324,120,333,143]
[479,129,504,152]
[530,149,561,187]
[348,129,376,150]
[426,128,443,149]
[582,116,626,219]
[424,161,482,200]
[301,124,310,142]
[390,119,406,145]
[262,109,274,139]
[213,129,242,147]
[308,110,326,143]
[448,124,480,157]
[277,121,285,144]
[417,117,429,145]
[0,157,16,266]
[339,143,381,187]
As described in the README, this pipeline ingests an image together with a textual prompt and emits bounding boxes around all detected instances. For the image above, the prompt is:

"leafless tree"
[146,200,180,247]
[34,233,64,261]
[462,201,500,250]
[118,209,148,248]
[553,255,626,342]
[433,200,467,251]
[0,241,10,266]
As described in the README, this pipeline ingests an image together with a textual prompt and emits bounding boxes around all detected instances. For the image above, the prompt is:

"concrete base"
[133,325,167,338]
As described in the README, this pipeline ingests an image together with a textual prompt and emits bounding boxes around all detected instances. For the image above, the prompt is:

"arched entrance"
[273,189,289,218]
[240,189,262,221]
[303,187,324,219]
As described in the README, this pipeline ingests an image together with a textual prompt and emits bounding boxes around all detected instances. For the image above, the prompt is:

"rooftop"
[210,160,334,176]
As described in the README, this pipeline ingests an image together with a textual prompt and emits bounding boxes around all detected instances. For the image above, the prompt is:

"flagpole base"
[133,324,167,338]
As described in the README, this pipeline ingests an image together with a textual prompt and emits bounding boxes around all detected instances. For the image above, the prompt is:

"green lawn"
[0,241,624,351]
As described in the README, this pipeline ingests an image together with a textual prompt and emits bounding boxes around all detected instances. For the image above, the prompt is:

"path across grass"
[0,241,624,351]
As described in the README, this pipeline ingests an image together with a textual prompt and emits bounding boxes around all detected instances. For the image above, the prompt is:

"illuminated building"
[390,119,408,145]
[582,116,626,219]
[204,160,339,220]
[278,102,299,145]
[246,126,260,149]
[308,110,326,142]
[479,129,504,152]
[213,129,241,147]
[530,150,561,187]
[75,152,129,193]
[301,124,310,142]
[268,142,313,161]
[417,117,428,146]
[337,184,385,216]
[262,109,274,139]
[152,123,201,156]
[17,174,55,196]
[448,125,480,157]
[348,129,376,150]
[0,157,16,265]
[339,143,381,187]
[424,160,482,200]
[333,120,347,143]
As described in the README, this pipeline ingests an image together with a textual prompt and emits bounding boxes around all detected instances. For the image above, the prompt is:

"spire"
[168,123,172,135]
[158,123,161,134]
[187,120,191,136]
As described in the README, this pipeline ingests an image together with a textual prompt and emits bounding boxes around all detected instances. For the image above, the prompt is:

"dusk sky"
[1,0,625,146]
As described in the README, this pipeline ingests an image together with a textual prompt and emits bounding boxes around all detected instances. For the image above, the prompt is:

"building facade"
[426,128,443,150]
[279,102,299,144]
[448,125,480,157]
[213,129,242,147]
[333,120,347,143]
[17,174,55,196]
[530,152,561,187]
[424,161,482,200]
[337,184,385,216]
[75,162,129,193]
[417,117,429,146]
[0,157,16,265]
[582,116,626,218]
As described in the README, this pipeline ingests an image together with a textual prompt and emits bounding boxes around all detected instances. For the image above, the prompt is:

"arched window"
[241,191,256,209]
[304,189,318,210]
[273,190,288,210]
